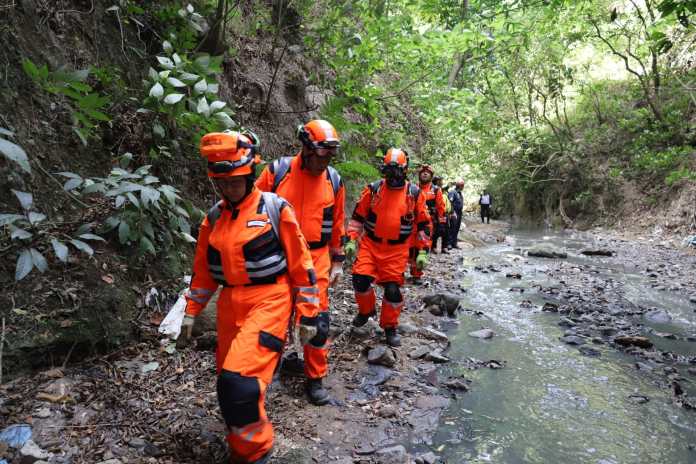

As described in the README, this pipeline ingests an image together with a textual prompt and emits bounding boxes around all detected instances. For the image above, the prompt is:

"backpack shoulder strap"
[206,200,225,229]
[369,180,383,194]
[271,157,293,193]
[261,192,285,241]
[327,166,342,196]
[408,182,420,200]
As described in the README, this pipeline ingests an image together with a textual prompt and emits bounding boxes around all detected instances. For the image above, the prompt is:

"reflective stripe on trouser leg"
[355,287,376,316]
[380,298,404,328]
[225,394,272,463]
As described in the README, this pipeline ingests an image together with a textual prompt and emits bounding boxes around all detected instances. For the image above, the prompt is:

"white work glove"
[329,262,344,288]
[177,315,195,348]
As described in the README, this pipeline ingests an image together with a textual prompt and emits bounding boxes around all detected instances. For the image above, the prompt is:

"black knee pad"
[309,311,330,348]
[352,273,374,293]
[382,282,403,303]
[217,370,260,428]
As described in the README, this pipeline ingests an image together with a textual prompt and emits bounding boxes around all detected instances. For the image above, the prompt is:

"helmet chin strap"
[385,174,406,188]
[210,174,257,206]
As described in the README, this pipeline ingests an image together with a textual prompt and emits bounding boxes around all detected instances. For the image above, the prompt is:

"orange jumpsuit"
[409,182,444,278]
[347,180,430,328]
[184,188,319,463]
[256,154,346,380]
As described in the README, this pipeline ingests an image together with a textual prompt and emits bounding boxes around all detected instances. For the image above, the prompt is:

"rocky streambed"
[1,219,695,464]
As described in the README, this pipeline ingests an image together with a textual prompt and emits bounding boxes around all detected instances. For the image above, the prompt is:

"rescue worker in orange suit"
[180,131,321,464]
[256,119,345,406]
[344,148,430,346]
[409,165,445,282]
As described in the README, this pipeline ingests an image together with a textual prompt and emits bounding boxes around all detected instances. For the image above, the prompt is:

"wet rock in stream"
[527,244,568,259]
[468,328,495,339]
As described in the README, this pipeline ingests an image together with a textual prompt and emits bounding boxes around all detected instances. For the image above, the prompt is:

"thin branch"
[33,160,91,208]
[258,105,319,114]
[590,18,643,80]
[263,41,288,113]
[61,340,78,370]
[376,70,431,101]
[56,0,94,15]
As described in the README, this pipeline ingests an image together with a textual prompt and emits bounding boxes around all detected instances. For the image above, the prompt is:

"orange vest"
[348,180,430,247]
[184,189,320,319]
[256,154,346,257]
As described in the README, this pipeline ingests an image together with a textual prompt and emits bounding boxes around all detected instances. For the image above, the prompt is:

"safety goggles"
[310,144,339,158]
[383,164,406,177]
[207,155,254,174]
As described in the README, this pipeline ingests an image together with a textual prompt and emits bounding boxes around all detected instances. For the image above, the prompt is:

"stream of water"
[430,229,696,464]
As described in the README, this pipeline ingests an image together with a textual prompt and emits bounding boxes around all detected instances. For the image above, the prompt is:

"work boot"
[305,378,330,405]
[352,311,374,327]
[385,327,401,347]
[279,352,305,377]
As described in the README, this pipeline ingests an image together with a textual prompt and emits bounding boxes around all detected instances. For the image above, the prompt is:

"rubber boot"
[385,327,401,347]
[305,378,330,406]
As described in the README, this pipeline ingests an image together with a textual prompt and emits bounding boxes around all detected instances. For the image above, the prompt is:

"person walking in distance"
[180,130,321,464]
[479,189,492,224]
[448,179,464,249]
[408,165,444,282]
[344,148,430,346]
[256,119,345,406]
[431,176,450,254]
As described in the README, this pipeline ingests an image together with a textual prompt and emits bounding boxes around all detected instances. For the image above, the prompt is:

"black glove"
[309,312,330,347]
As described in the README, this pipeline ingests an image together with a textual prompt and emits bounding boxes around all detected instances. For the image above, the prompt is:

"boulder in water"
[422,293,461,316]
[581,249,614,257]
[614,335,653,349]
[527,244,568,259]
[468,328,495,339]
[645,309,672,323]
[560,335,586,346]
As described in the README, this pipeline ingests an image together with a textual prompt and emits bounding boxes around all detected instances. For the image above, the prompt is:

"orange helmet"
[418,164,434,175]
[383,148,408,169]
[200,131,259,178]
[298,120,340,150]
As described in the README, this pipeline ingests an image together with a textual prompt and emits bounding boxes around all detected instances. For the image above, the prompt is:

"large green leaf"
[15,248,33,280]
[51,238,69,262]
[0,138,31,173]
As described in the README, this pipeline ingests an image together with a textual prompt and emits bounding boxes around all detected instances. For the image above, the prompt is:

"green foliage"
[658,0,696,27]
[142,40,235,153]
[22,59,112,146]
[148,2,211,52]
[63,155,203,256]
[666,167,696,185]
[631,146,692,173]
[0,128,31,174]
[0,190,104,281]
[335,160,380,181]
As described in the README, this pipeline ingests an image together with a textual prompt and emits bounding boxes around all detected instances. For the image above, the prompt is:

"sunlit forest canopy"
[301,0,695,214]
